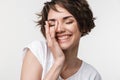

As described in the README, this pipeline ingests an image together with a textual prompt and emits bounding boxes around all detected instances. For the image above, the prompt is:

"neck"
[62,43,80,70]
[60,43,82,79]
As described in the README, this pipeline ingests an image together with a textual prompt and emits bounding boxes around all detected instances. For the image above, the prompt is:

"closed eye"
[66,21,73,24]
[49,24,55,27]
[48,21,55,27]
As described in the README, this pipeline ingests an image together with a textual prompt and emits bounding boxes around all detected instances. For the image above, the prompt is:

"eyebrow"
[48,16,73,21]
[63,16,73,20]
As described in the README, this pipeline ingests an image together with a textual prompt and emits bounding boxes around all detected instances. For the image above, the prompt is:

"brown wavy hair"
[37,0,95,37]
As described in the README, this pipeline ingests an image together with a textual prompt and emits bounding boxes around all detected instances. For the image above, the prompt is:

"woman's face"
[47,5,81,50]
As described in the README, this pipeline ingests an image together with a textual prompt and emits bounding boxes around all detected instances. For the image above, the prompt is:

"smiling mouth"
[56,34,72,43]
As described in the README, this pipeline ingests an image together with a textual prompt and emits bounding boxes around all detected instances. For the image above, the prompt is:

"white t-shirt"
[23,40,102,80]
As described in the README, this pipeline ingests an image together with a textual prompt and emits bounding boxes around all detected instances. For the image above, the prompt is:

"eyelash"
[66,21,73,24]
[49,24,55,27]
[49,21,73,27]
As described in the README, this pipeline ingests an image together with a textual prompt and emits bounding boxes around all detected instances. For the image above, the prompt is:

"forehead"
[48,4,73,20]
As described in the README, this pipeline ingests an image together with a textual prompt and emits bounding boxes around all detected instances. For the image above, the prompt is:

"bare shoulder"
[21,49,43,80]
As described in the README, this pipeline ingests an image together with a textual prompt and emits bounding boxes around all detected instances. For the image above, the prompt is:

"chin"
[58,42,72,50]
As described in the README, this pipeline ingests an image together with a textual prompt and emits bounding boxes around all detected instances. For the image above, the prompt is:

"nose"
[55,22,65,32]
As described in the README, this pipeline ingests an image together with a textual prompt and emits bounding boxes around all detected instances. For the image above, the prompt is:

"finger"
[45,21,51,43]
[54,20,58,32]
[50,25,55,40]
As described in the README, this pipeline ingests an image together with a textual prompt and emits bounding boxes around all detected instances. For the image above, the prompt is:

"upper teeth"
[57,36,69,40]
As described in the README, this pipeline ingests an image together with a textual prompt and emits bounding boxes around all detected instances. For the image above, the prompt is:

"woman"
[21,0,102,80]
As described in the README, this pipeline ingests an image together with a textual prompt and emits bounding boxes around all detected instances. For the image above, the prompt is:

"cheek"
[68,24,79,33]
[70,24,81,38]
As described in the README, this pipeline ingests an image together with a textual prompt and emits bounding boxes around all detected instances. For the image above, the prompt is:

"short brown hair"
[37,0,95,37]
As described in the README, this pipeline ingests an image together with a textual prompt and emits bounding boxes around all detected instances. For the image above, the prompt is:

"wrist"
[54,57,65,67]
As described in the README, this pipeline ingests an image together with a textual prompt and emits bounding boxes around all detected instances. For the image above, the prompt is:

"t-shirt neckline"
[59,61,85,80]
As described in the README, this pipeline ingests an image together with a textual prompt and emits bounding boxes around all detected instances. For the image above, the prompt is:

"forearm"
[43,59,64,80]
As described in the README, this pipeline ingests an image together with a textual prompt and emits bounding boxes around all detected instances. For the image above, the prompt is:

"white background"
[0,0,120,80]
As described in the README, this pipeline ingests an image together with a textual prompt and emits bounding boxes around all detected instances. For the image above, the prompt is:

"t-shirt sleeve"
[23,40,45,67]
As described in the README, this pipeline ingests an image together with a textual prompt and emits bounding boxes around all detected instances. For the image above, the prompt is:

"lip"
[56,34,72,43]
